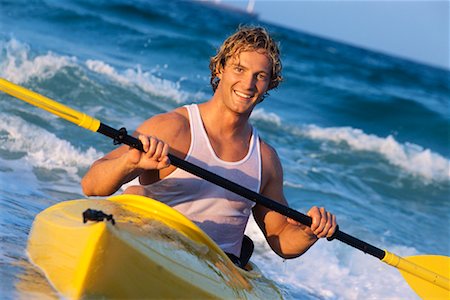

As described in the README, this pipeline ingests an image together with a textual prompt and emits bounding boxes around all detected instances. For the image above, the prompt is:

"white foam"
[247,108,448,183]
[85,59,189,103]
[0,114,103,177]
[250,108,282,126]
[245,215,419,299]
[0,39,77,83]
[300,125,449,183]
[0,39,199,105]
[283,180,304,189]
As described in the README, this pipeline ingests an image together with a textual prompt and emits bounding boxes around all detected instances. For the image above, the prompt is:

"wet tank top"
[128,104,261,256]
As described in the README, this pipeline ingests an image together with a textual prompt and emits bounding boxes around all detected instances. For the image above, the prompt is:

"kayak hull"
[27,195,283,299]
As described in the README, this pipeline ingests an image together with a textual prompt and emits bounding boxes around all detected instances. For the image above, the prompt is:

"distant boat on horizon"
[196,0,258,18]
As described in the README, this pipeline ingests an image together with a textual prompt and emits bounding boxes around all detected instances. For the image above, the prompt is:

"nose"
[241,73,257,91]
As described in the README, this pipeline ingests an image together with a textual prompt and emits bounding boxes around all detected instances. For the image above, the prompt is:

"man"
[81,26,337,265]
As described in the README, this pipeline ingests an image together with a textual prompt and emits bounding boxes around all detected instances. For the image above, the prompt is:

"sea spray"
[252,108,449,183]
[300,125,450,183]
[0,39,77,84]
[86,59,192,103]
[0,114,102,177]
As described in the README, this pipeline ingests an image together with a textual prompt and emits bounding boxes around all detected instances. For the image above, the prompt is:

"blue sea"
[1,0,449,299]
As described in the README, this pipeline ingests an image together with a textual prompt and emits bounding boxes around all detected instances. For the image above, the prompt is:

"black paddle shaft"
[97,123,386,260]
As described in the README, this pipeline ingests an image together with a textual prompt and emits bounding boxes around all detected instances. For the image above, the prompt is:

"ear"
[216,66,223,80]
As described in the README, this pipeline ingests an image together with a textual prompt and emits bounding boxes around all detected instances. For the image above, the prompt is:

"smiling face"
[215,50,272,115]
[209,26,283,96]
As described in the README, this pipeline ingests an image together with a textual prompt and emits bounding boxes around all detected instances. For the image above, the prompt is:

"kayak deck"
[27,194,283,299]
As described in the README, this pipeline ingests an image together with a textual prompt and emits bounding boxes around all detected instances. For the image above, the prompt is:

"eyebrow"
[231,62,245,68]
[231,62,269,75]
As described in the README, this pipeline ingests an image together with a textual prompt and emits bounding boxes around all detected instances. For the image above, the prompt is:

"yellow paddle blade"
[0,78,100,132]
[383,251,449,299]
[401,255,450,300]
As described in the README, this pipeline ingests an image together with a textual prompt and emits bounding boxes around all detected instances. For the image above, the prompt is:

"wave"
[244,215,418,300]
[301,125,449,183]
[85,59,192,103]
[0,114,102,177]
[0,39,203,105]
[251,108,282,126]
[0,39,77,83]
[251,109,449,183]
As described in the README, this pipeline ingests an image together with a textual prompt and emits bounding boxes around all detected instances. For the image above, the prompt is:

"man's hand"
[126,134,171,170]
[287,206,337,238]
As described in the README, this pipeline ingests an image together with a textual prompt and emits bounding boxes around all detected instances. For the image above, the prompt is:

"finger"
[161,143,170,165]
[320,212,333,238]
[147,136,157,157]
[307,206,320,231]
[138,135,150,152]
[152,140,164,159]
[158,156,171,168]
[326,214,337,238]
[161,143,170,158]
[314,207,328,237]
[315,207,327,231]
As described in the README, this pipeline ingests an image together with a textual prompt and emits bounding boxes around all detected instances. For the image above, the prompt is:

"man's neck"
[199,99,252,139]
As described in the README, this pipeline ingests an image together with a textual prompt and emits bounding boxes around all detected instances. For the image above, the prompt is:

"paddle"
[1,78,448,299]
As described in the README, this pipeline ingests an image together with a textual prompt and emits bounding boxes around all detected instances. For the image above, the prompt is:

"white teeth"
[235,90,252,99]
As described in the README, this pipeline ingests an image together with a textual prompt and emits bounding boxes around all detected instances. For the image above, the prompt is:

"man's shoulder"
[155,106,188,123]
[259,138,283,173]
[260,139,280,163]
[259,139,284,192]
[134,106,190,141]
[141,107,188,130]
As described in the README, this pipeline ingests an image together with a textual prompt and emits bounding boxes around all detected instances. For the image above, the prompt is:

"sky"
[218,0,450,70]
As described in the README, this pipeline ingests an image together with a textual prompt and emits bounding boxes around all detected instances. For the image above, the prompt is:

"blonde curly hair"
[209,26,283,98]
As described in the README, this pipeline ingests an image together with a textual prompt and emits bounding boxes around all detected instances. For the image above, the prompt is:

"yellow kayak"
[27,194,284,299]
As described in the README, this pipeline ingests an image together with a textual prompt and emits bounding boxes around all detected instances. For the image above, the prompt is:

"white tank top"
[134,104,261,256]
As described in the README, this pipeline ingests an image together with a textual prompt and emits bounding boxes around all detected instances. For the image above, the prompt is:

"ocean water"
[0,0,449,299]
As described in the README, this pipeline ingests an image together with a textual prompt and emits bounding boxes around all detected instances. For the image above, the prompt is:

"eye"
[233,66,244,73]
[257,73,268,81]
